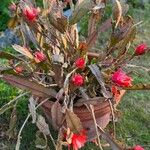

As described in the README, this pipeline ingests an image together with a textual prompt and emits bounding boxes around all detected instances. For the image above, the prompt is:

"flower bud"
[135,44,147,55]
[34,51,47,63]
[75,58,85,69]
[15,66,24,74]
[72,74,84,86]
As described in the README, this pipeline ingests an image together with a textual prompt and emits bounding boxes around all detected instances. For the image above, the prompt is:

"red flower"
[34,51,47,63]
[23,6,39,21]
[133,145,144,150]
[15,66,24,74]
[71,130,87,150]
[75,58,85,69]
[112,69,132,87]
[72,74,84,86]
[135,44,147,55]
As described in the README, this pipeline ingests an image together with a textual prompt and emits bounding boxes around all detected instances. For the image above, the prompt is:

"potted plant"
[0,0,149,150]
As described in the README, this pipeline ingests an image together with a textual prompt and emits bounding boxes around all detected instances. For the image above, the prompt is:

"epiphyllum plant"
[0,0,149,150]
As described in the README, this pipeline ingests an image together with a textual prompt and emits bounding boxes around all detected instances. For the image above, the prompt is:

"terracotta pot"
[38,90,126,141]
[37,52,126,140]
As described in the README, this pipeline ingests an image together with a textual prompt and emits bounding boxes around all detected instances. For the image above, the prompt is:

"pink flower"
[72,74,84,86]
[15,66,24,74]
[71,130,87,150]
[135,44,147,55]
[112,69,132,87]
[34,51,47,63]
[23,6,39,21]
[75,58,85,69]
[133,145,145,150]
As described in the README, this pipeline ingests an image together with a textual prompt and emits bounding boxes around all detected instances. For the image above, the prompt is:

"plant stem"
[90,105,104,150]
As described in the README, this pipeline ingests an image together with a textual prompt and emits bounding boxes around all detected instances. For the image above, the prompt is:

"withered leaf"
[12,44,34,59]
[89,64,112,98]
[74,97,106,107]
[52,64,63,87]
[6,107,17,139]
[87,18,112,50]
[1,75,57,98]
[51,101,64,130]
[36,115,50,135]
[35,131,48,149]
[65,109,83,133]
[21,23,39,48]
[113,0,122,28]
[8,16,18,29]
[69,0,95,25]
[28,96,37,123]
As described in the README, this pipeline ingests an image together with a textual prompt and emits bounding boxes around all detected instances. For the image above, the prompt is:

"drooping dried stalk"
[0,92,29,115]
[97,125,122,150]
[16,98,51,150]
[89,104,104,150]
[108,99,116,138]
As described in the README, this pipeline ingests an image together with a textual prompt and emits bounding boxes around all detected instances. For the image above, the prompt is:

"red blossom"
[72,74,84,86]
[133,145,145,150]
[15,66,24,74]
[23,6,39,21]
[34,51,47,63]
[135,44,147,55]
[112,69,132,87]
[71,130,87,150]
[75,58,85,69]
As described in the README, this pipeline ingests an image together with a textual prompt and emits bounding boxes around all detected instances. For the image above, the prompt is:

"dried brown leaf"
[28,96,37,123]
[69,0,95,25]
[1,75,57,98]
[113,0,122,28]
[51,101,64,130]
[8,16,18,29]
[12,44,34,59]
[36,115,50,135]
[6,107,17,139]
[35,131,49,149]
[65,109,83,133]
[52,64,63,87]
[89,64,112,98]
[87,18,112,50]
